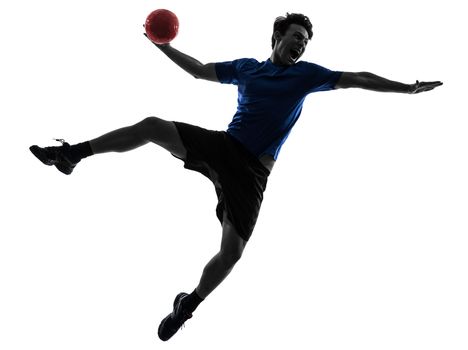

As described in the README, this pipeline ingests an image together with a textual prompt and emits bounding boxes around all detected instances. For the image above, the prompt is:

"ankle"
[69,141,93,162]
[182,289,205,313]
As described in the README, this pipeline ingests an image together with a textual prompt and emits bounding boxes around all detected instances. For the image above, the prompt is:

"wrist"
[407,80,419,94]
[406,83,414,94]
[157,43,171,52]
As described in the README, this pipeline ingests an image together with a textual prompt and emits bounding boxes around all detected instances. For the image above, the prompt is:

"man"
[29,13,442,341]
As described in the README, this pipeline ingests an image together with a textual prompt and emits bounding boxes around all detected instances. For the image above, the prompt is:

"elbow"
[348,72,371,88]
[336,72,361,89]
[359,71,374,80]
[191,66,204,79]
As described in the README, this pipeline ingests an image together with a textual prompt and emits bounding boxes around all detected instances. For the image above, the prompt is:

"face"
[272,23,310,66]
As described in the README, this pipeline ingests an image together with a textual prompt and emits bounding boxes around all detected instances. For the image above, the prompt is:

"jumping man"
[30,13,442,341]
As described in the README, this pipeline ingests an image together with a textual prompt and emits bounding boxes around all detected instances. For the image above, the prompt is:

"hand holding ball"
[145,9,179,44]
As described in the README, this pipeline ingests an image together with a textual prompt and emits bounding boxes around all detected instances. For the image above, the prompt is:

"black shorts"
[172,122,270,241]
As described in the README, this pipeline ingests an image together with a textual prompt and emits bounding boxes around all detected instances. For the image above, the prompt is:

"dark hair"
[271,13,313,49]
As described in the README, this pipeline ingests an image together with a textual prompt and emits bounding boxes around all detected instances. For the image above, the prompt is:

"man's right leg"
[30,117,187,174]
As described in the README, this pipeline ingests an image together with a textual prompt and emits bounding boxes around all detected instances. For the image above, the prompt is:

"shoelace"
[179,313,193,330]
[177,309,192,330]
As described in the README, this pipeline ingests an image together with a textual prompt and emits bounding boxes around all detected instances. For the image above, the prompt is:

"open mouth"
[289,48,301,61]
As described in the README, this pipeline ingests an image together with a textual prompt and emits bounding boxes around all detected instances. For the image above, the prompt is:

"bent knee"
[136,116,170,138]
[139,116,166,129]
[136,117,186,158]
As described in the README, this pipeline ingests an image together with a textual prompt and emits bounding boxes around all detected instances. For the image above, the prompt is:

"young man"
[30,13,442,341]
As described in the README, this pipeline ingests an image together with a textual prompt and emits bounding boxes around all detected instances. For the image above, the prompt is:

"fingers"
[142,24,152,42]
[421,81,443,88]
[413,80,443,94]
[143,31,157,45]
[142,32,170,49]
[143,32,156,45]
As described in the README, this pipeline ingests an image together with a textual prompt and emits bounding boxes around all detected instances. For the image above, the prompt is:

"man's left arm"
[334,72,443,94]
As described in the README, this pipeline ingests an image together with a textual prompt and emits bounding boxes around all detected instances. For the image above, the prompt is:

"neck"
[269,51,280,65]
[269,51,291,67]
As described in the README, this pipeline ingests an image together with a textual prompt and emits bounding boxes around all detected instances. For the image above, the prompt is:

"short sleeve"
[303,62,343,93]
[215,58,256,85]
[215,61,237,84]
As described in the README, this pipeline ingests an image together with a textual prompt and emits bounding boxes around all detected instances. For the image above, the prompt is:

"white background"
[1,0,466,349]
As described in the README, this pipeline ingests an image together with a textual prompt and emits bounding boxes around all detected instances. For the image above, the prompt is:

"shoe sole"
[29,145,54,166]
[55,163,73,175]
[158,293,190,341]
[30,145,74,175]
[158,315,172,341]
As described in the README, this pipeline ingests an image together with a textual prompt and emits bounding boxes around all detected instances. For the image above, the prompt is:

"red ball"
[145,9,179,44]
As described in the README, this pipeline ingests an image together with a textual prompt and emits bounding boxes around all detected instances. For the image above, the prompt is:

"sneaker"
[158,292,193,341]
[29,139,79,175]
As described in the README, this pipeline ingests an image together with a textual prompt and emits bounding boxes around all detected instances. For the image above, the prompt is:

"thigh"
[141,117,187,159]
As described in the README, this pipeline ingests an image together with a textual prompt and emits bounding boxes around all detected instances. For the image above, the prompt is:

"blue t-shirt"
[215,58,342,160]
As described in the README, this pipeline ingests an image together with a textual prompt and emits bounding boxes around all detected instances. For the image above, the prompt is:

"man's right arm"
[150,41,219,82]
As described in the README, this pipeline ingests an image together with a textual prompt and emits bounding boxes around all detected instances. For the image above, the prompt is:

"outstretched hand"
[143,26,170,49]
[409,80,443,94]
[143,32,170,48]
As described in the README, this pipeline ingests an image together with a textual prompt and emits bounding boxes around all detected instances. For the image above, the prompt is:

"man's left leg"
[158,213,247,341]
